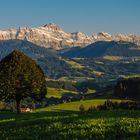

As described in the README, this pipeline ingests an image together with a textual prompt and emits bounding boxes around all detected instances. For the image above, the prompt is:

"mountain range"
[0,23,140,50]
[1,23,140,85]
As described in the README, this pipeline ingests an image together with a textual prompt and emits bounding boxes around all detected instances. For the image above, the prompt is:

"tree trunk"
[32,99,36,110]
[16,99,21,114]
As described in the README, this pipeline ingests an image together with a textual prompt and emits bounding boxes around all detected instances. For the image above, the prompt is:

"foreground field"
[0,110,140,140]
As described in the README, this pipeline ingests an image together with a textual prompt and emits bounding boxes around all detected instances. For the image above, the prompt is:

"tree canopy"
[0,50,47,113]
[114,77,140,100]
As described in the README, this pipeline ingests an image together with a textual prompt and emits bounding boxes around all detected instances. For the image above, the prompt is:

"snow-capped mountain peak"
[97,32,112,38]
[43,23,63,31]
[0,23,140,50]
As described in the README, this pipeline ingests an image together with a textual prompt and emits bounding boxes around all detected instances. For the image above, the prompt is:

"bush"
[88,106,97,112]
[79,104,85,112]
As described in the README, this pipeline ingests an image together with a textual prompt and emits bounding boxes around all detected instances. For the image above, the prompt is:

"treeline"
[114,77,140,99]
[79,100,140,112]
[46,80,77,91]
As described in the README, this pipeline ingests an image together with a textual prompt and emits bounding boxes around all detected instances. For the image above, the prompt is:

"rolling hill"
[0,39,79,78]
[61,41,140,58]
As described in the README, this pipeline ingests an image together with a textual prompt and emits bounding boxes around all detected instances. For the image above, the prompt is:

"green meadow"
[47,87,78,98]
[1,109,140,140]
[1,98,139,140]
[37,99,123,112]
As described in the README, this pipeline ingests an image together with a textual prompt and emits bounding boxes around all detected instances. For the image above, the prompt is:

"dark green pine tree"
[0,50,47,113]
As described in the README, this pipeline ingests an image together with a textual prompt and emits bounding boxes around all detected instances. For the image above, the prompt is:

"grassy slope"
[37,99,124,112]
[63,59,85,69]
[0,110,140,140]
[91,70,105,76]
[103,55,124,61]
[87,89,96,94]
[72,77,94,83]
[57,76,94,83]
[0,97,138,140]
[0,83,136,140]
[47,87,78,98]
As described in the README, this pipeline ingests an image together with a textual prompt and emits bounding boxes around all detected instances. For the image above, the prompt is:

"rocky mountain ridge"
[0,23,140,50]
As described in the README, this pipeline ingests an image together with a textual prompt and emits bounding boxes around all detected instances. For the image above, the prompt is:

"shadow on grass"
[1,109,140,127]
[0,110,140,140]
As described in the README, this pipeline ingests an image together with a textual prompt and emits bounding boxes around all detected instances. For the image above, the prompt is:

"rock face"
[0,23,140,50]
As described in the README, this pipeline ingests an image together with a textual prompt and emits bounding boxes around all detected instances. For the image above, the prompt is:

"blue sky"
[0,0,139,35]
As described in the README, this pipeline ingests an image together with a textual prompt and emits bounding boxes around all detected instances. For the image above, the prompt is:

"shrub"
[88,106,97,112]
[79,104,85,112]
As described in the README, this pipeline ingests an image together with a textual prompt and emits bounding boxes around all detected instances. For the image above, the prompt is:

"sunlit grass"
[0,109,140,140]
[103,55,124,61]
[91,70,104,76]
[63,59,85,69]
[47,87,79,98]
[37,99,126,112]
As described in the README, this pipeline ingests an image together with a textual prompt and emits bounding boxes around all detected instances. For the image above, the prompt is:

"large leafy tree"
[0,50,47,113]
